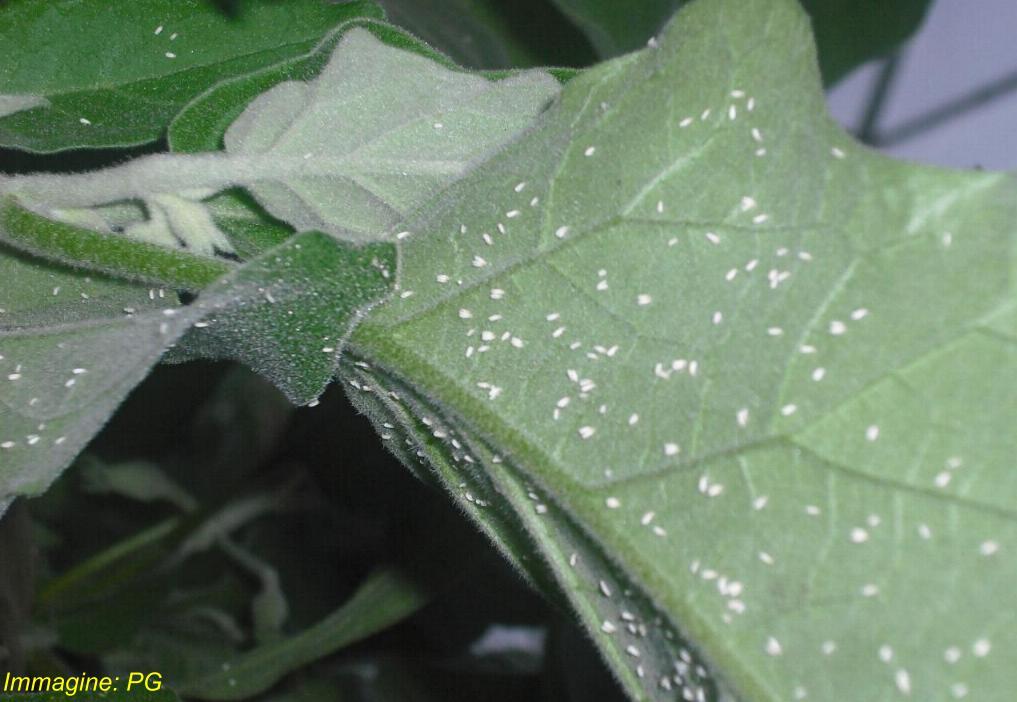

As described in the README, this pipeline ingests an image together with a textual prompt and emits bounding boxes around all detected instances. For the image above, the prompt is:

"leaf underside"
[0,246,195,504]
[0,20,560,513]
[0,0,1012,699]
[347,0,1017,699]
[220,28,561,243]
[0,225,398,506]
[1,29,561,254]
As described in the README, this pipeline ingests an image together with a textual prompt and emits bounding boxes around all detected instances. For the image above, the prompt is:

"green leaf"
[168,20,459,155]
[204,27,556,243]
[0,229,387,508]
[550,0,931,85]
[377,0,597,70]
[377,0,536,69]
[347,0,1017,699]
[2,28,560,252]
[80,457,197,511]
[0,0,382,152]
[36,516,182,613]
[340,359,565,599]
[199,191,294,261]
[218,538,289,645]
[178,566,430,700]
[176,231,394,404]
[0,198,233,289]
[799,0,933,85]
[166,18,465,260]
[166,18,579,264]
[0,248,198,510]
[549,0,685,59]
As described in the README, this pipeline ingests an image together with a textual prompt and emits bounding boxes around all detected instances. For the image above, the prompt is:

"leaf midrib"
[350,313,1017,702]
[345,334,790,702]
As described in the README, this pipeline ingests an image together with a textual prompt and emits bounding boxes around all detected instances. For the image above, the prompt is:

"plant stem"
[876,67,1017,147]
[858,53,901,146]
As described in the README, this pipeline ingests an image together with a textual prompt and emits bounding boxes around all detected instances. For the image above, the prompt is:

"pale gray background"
[826,0,1017,171]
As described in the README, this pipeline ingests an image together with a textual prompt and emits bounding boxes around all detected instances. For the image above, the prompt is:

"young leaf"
[217,25,555,245]
[2,29,560,248]
[80,458,197,512]
[348,0,1017,699]
[166,19,578,261]
[166,19,467,260]
[168,20,462,155]
[0,199,233,289]
[0,0,382,152]
[197,191,294,261]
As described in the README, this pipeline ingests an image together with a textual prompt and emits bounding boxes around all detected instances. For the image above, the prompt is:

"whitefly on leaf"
[0,29,561,252]
[348,0,1017,698]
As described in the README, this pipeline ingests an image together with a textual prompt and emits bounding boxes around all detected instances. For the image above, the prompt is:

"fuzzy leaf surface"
[0,231,391,508]
[216,28,560,243]
[174,231,395,404]
[349,0,1017,699]
[167,19,465,259]
[0,22,553,512]
[0,248,194,510]
[2,29,560,249]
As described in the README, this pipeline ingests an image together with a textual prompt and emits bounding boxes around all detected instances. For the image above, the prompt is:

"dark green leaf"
[550,0,684,59]
[378,0,596,70]
[179,566,430,700]
[799,0,932,85]
[0,0,382,152]
[550,0,932,86]
[37,516,182,614]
